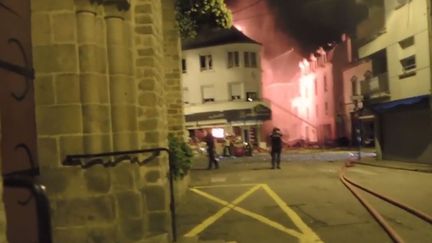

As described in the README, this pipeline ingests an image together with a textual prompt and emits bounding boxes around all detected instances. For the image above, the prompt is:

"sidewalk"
[357,157,432,173]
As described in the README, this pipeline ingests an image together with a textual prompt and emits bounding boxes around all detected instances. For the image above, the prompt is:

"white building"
[263,50,337,146]
[343,0,432,162]
[181,27,270,148]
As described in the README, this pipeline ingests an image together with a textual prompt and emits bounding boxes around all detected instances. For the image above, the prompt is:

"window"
[370,49,387,75]
[325,102,329,115]
[227,51,239,68]
[399,36,414,49]
[230,83,242,100]
[202,86,215,103]
[181,59,187,73]
[315,104,318,118]
[250,52,257,67]
[400,55,416,72]
[199,55,213,71]
[246,92,258,101]
[244,52,257,67]
[183,88,189,104]
[323,75,328,92]
[399,55,416,79]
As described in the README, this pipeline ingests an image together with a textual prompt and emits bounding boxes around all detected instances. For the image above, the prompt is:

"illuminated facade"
[181,28,271,148]
[263,50,336,146]
[344,0,432,162]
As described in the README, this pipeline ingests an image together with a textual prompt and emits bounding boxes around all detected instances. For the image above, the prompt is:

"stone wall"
[30,0,182,242]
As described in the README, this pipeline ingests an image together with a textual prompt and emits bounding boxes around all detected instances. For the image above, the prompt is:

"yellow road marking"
[185,183,323,243]
[193,183,260,189]
[184,185,261,237]
[261,184,323,242]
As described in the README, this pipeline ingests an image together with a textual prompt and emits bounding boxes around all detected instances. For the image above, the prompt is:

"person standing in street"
[204,129,219,169]
[270,128,283,169]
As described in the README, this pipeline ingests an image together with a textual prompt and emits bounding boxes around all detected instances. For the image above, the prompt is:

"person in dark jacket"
[270,128,283,169]
[204,130,219,169]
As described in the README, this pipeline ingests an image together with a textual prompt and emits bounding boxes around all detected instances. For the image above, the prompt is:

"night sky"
[226,0,368,56]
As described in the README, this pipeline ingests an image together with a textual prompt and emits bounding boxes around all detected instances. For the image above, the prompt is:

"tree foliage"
[168,134,193,179]
[175,0,233,39]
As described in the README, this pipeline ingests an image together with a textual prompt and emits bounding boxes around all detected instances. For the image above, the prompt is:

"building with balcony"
[181,27,270,149]
[343,0,432,163]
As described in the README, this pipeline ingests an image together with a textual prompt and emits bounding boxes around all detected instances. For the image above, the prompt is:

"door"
[0,1,43,242]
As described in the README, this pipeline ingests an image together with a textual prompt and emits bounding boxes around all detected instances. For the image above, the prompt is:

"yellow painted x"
[184,183,323,243]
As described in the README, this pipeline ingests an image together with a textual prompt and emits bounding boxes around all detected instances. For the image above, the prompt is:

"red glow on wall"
[227,0,336,145]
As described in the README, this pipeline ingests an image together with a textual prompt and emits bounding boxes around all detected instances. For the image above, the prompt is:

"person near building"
[204,129,219,169]
[223,135,231,157]
[270,127,283,169]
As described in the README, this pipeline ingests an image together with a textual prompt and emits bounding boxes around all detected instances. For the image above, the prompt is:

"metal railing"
[3,176,52,243]
[63,147,178,242]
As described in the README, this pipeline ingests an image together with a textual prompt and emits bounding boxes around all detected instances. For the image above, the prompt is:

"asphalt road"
[176,150,432,243]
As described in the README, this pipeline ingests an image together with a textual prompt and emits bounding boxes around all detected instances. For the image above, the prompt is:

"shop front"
[185,102,271,155]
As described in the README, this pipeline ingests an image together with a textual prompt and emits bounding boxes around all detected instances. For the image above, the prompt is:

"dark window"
[399,36,414,49]
[324,75,328,92]
[251,52,257,67]
[400,55,416,72]
[244,52,250,67]
[199,55,213,71]
[227,52,233,68]
[246,92,258,101]
[181,59,187,73]
[370,49,387,75]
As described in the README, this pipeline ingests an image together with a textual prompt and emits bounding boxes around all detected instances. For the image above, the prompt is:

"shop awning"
[371,95,430,113]
[185,101,271,126]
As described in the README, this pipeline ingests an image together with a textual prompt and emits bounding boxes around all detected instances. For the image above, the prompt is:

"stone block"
[112,132,139,151]
[39,167,85,197]
[115,191,143,219]
[55,74,80,104]
[135,4,152,14]
[111,105,138,131]
[52,12,76,42]
[137,57,155,67]
[33,44,78,73]
[111,163,136,191]
[144,185,167,211]
[138,48,155,57]
[138,92,157,106]
[135,15,153,24]
[34,75,55,105]
[32,0,74,11]
[83,134,112,154]
[59,135,84,161]
[36,105,82,135]
[54,195,116,227]
[37,137,59,168]
[118,218,145,242]
[84,165,111,194]
[52,227,87,243]
[80,74,109,104]
[110,76,137,105]
[79,44,98,72]
[107,47,130,74]
[82,104,111,133]
[87,225,118,243]
[144,131,161,144]
[147,211,169,233]
[31,13,51,45]
[138,119,158,131]
[77,11,97,44]
[138,78,156,91]
[145,169,160,183]
[95,17,106,45]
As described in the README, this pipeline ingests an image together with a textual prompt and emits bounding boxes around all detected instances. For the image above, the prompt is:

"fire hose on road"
[339,160,432,243]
